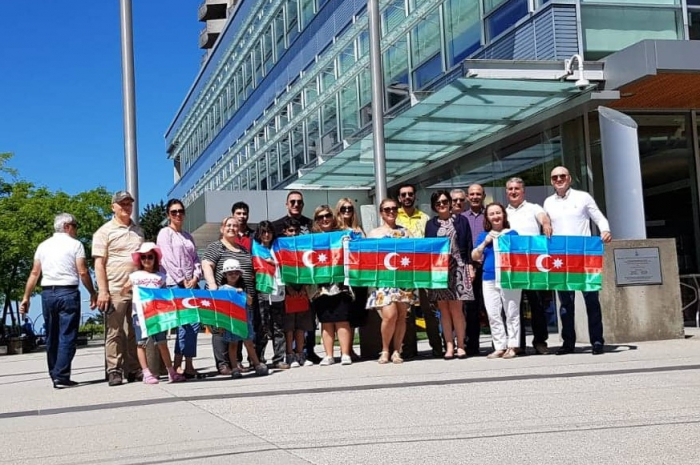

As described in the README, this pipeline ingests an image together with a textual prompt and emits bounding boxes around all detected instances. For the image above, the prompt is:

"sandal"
[456,349,467,359]
[391,351,404,364]
[184,371,206,380]
[487,350,506,359]
[378,351,390,364]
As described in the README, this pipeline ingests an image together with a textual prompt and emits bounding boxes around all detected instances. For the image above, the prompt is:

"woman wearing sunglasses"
[311,205,355,366]
[366,199,418,364]
[157,199,205,378]
[425,190,475,360]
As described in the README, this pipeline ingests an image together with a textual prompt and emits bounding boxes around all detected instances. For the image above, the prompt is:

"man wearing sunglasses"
[93,191,145,386]
[20,213,98,389]
[450,189,467,215]
[544,166,612,356]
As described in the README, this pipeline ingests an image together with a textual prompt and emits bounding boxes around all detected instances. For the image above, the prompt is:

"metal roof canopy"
[287,77,605,190]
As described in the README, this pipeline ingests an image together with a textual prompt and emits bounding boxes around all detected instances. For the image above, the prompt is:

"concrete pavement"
[2,331,700,465]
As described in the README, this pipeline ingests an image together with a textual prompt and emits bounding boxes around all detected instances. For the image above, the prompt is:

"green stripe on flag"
[145,308,249,339]
[499,271,602,292]
[280,265,346,284]
[348,269,448,289]
[256,273,275,294]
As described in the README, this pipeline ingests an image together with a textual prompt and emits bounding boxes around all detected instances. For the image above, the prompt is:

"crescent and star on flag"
[383,253,411,271]
[534,254,564,272]
[181,298,212,308]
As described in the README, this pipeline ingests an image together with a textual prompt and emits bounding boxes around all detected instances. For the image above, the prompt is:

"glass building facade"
[166,0,700,276]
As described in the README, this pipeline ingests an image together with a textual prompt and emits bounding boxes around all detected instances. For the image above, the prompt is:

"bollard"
[145,338,167,376]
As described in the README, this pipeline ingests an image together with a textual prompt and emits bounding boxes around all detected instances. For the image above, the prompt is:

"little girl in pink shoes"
[123,242,186,384]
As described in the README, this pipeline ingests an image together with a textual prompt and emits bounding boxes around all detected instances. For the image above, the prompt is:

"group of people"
[20,165,612,389]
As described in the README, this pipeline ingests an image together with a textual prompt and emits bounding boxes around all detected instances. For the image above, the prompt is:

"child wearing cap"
[220,258,269,378]
[122,242,186,384]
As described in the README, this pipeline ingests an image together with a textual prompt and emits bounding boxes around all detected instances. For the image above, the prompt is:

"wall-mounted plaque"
[613,247,662,286]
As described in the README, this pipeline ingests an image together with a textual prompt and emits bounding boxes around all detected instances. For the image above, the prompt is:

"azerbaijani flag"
[346,238,450,288]
[495,235,603,291]
[133,288,248,338]
[273,230,354,284]
[251,240,278,294]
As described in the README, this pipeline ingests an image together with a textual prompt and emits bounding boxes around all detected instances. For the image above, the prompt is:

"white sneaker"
[340,354,352,365]
[301,355,313,367]
[288,354,300,368]
[319,356,335,366]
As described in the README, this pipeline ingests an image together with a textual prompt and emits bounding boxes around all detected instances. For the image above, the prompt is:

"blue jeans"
[174,323,200,358]
[558,291,604,348]
[41,287,80,382]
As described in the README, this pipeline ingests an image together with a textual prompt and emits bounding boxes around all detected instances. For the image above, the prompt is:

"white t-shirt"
[129,270,166,317]
[35,233,86,286]
[506,201,545,236]
[543,188,611,237]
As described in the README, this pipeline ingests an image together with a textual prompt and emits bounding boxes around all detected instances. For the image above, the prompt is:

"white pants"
[482,280,522,351]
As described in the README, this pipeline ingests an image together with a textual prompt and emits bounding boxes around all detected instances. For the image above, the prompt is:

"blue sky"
[0,1,202,208]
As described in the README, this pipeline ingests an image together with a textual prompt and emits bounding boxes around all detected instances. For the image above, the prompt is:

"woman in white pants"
[471,203,522,359]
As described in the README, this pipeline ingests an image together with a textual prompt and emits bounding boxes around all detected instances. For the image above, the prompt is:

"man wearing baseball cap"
[92,190,145,386]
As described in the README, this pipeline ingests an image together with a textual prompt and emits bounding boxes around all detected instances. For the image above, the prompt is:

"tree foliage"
[139,200,167,242]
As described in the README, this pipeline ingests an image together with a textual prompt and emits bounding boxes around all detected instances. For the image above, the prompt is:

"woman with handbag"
[424,190,475,360]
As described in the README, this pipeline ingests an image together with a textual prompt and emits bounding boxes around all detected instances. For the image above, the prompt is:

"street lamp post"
[368,0,387,212]
[119,0,140,222]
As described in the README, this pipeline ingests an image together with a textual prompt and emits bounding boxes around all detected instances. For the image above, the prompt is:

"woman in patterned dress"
[366,198,419,364]
[424,190,474,360]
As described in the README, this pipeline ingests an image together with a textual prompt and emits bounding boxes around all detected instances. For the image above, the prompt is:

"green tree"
[139,200,167,242]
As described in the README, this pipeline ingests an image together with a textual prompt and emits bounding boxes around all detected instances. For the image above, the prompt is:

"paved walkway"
[2,331,700,465]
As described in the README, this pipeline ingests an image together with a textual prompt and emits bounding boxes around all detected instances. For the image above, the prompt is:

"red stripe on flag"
[252,256,275,275]
[142,297,246,321]
[500,253,603,274]
[275,249,343,267]
[347,251,449,272]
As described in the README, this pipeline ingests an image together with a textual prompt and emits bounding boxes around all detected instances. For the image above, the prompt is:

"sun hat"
[131,242,162,266]
[222,258,243,273]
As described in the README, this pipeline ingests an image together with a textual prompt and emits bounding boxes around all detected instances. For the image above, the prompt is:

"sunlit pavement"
[2,329,700,465]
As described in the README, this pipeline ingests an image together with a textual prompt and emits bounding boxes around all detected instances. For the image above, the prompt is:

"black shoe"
[466,349,481,357]
[556,346,575,356]
[592,343,604,355]
[126,371,143,383]
[108,372,123,386]
[53,379,79,389]
[305,353,322,365]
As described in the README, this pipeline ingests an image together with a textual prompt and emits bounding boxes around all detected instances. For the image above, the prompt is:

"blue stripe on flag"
[498,235,603,256]
[274,230,353,253]
[347,237,450,254]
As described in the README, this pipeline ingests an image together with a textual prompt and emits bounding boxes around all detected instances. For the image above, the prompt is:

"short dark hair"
[166,199,184,211]
[231,201,249,214]
[253,220,276,243]
[286,190,303,201]
[283,217,301,230]
[430,190,452,212]
[397,183,416,194]
[483,202,510,231]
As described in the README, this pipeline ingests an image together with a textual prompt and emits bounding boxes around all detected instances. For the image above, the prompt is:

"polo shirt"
[34,233,85,286]
[92,218,144,294]
[461,208,485,239]
[543,188,610,237]
[506,200,545,236]
[396,208,429,238]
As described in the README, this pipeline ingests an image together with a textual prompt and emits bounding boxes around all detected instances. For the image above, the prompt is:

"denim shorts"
[132,315,167,346]
[222,306,255,343]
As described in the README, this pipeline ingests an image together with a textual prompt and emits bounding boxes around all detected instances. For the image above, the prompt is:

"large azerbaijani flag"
[346,237,450,288]
[251,240,278,294]
[134,288,248,338]
[273,230,354,284]
[495,235,603,291]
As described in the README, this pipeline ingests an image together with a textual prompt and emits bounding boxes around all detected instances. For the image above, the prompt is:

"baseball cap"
[112,190,135,203]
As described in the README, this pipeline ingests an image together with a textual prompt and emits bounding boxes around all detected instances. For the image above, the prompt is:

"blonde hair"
[311,205,338,232]
[335,197,359,230]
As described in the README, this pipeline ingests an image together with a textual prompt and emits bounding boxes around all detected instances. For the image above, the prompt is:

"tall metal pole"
[119,0,140,221]
[368,0,387,212]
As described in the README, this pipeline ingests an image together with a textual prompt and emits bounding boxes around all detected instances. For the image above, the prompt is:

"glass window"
[268,150,279,187]
[444,0,482,65]
[411,10,441,66]
[305,79,319,105]
[691,11,700,40]
[412,53,442,89]
[582,6,683,60]
[484,0,507,14]
[340,81,359,139]
[382,0,406,37]
[274,9,286,58]
[486,0,529,41]
[287,0,300,45]
[321,98,338,153]
[320,63,336,92]
[338,43,356,75]
[357,29,370,58]
[300,0,316,29]
[262,27,274,75]
[280,136,292,179]
[259,156,268,190]
[292,124,305,169]
[582,0,678,4]
[306,112,319,162]
[384,38,409,108]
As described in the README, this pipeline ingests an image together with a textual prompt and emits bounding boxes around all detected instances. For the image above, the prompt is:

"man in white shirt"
[505,177,552,355]
[543,166,612,355]
[20,213,97,388]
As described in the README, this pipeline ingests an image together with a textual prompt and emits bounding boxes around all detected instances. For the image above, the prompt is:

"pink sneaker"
[143,373,159,385]
[168,372,186,383]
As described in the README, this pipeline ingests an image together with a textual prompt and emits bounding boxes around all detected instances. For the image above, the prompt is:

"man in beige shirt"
[93,191,144,386]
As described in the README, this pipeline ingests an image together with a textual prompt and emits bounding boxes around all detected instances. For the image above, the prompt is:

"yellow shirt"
[396,208,429,238]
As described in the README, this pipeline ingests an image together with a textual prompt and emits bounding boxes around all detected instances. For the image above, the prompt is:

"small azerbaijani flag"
[495,235,603,292]
[346,237,450,289]
[273,230,354,284]
[134,288,248,338]
[251,240,278,294]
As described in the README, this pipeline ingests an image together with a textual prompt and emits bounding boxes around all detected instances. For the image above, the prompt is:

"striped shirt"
[92,219,144,294]
[201,240,255,296]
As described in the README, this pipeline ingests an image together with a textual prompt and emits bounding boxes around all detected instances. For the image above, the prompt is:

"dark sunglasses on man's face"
[141,254,156,260]
[289,199,304,206]
[399,192,414,198]
[169,209,185,215]
[316,213,333,221]
[551,174,568,181]
[340,206,354,213]
[452,198,465,203]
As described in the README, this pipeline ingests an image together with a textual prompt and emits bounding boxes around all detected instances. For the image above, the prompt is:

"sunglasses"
[551,174,568,181]
[399,192,415,198]
[141,254,156,260]
[452,198,466,203]
[381,206,399,214]
[289,199,304,206]
[315,213,333,221]
[435,199,450,207]
[340,206,354,213]
[169,209,185,215]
